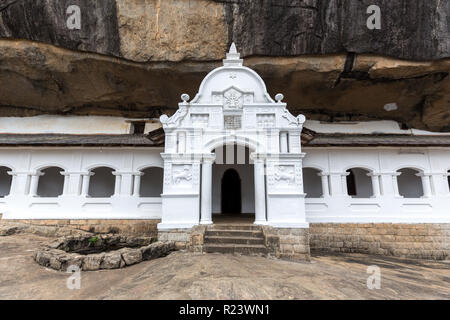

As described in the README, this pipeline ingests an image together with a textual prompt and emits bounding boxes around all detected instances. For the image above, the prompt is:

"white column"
[200,157,214,224]
[118,173,133,196]
[328,173,344,196]
[418,173,432,197]
[368,173,381,197]
[341,172,350,196]
[7,171,16,195]
[319,173,330,197]
[254,158,267,224]
[133,173,143,197]
[81,173,93,197]
[392,173,401,197]
[177,132,186,154]
[62,173,70,195]
[29,173,41,197]
[7,172,29,195]
[113,173,121,196]
[279,132,288,153]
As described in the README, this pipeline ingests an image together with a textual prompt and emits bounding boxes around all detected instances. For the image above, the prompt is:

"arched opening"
[139,167,163,197]
[397,168,424,198]
[221,169,242,214]
[88,167,115,198]
[346,168,373,198]
[37,167,64,197]
[212,144,255,222]
[0,166,12,197]
[303,167,323,198]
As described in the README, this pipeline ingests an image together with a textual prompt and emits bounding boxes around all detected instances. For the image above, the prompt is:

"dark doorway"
[221,169,241,214]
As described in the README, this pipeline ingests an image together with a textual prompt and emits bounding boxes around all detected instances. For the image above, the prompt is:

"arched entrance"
[211,144,255,223]
[221,169,241,214]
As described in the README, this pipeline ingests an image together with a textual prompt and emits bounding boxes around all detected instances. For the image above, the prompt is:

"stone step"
[208,224,260,231]
[204,235,265,245]
[205,230,264,238]
[204,244,268,255]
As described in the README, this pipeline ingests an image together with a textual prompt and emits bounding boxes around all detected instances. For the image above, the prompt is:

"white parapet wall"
[0,147,164,219]
[303,147,450,223]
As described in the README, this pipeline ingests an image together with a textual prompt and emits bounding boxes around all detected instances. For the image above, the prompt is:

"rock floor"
[0,234,449,300]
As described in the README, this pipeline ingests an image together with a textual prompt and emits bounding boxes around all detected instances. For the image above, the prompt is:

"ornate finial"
[223,42,243,67]
[297,114,306,124]
[229,42,237,54]
[181,93,190,103]
[275,93,284,103]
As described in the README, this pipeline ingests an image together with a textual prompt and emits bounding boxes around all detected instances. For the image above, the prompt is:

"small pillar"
[318,173,330,197]
[418,173,432,198]
[341,172,350,196]
[81,173,93,197]
[279,132,288,153]
[62,173,70,195]
[133,173,143,197]
[113,173,121,196]
[392,172,401,197]
[29,173,42,197]
[200,156,215,225]
[368,173,381,197]
[253,158,267,224]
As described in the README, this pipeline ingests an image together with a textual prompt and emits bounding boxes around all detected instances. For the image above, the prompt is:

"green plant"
[88,236,99,246]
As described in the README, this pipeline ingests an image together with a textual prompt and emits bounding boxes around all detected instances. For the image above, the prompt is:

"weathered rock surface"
[1,0,449,61]
[4,234,450,299]
[0,1,449,131]
[34,234,175,271]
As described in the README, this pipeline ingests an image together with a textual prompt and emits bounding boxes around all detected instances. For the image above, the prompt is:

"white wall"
[0,115,161,134]
[303,147,450,223]
[1,147,164,219]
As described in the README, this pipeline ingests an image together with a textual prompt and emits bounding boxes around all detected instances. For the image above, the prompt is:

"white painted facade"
[0,45,449,225]
[158,44,308,229]
[303,147,450,223]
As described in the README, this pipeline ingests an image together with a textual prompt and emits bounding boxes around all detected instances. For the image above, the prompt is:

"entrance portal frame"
[158,44,308,230]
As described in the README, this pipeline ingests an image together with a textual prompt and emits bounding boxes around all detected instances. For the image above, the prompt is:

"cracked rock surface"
[0,0,449,131]
[1,234,449,299]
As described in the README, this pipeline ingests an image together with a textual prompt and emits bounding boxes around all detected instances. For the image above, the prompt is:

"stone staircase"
[203,224,268,256]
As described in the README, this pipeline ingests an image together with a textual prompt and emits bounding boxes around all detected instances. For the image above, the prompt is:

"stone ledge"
[0,219,160,237]
[34,234,175,271]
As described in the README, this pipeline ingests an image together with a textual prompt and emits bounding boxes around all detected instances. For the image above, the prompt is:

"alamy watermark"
[367,5,381,30]
[66,5,81,30]
[66,265,81,290]
[366,265,381,290]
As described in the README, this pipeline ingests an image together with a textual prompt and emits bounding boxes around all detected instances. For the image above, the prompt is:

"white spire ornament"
[223,42,243,67]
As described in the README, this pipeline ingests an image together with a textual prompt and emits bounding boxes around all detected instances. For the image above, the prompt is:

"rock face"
[221,0,450,61]
[0,0,449,131]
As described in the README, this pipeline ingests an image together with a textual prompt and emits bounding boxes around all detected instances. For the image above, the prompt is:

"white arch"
[191,66,275,104]
[205,135,260,153]
[34,164,67,173]
[86,164,119,172]
[137,164,164,171]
